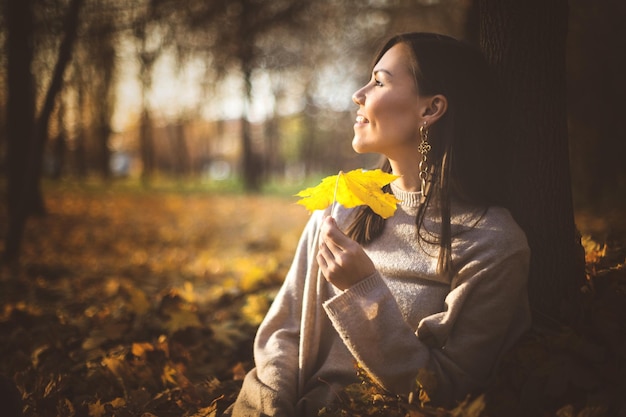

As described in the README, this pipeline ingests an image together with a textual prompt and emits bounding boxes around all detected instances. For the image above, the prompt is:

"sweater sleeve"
[226,212,324,417]
[322,218,531,406]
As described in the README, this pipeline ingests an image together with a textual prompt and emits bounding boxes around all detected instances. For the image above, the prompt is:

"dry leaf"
[125,283,150,314]
[161,363,178,386]
[190,403,218,417]
[131,342,154,358]
[232,362,247,381]
[295,169,401,219]
[241,294,270,325]
[109,397,126,408]
[163,309,202,333]
[88,399,105,417]
[210,321,246,348]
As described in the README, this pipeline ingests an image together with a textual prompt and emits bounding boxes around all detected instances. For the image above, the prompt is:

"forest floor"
[0,180,624,417]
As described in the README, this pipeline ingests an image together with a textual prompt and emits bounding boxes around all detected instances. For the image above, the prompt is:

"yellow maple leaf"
[295,169,401,219]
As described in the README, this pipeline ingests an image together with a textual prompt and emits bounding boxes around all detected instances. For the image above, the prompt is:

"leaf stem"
[331,171,342,219]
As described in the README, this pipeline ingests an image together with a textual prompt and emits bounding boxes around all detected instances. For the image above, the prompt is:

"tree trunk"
[479,0,585,323]
[91,22,116,180]
[140,110,154,185]
[170,121,190,177]
[74,74,88,178]
[301,94,319,176]
[136,20,158,185]
[4,0,36,263]
[241,67,262,191]
[51,100,67,180]
[264,114,281,180]
[31,0,84,206]
[4,0,83,263]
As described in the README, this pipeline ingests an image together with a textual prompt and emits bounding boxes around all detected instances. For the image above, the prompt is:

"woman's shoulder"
[480,206,527,242]
[452,204,529,256]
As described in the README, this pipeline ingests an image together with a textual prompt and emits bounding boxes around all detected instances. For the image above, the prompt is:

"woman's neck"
[389,159,422,192]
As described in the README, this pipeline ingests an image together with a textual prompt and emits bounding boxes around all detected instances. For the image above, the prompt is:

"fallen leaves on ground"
[0,183,624,417]
[0,184,308,416]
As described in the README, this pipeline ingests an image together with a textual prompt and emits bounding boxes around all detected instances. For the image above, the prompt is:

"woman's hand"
[317,216,376,290]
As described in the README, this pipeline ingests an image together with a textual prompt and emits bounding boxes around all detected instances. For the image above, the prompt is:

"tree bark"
[240,66,262,192]
[170,121,190,176]
[51,100,67,180]
[74,73,88,178]
[4,0,36,263]
[136,19,158,185]
[238,0,261,192]
[140,110,155,185]
[4,0,84,263]
[92,26,116,180]
[479,0,585,323]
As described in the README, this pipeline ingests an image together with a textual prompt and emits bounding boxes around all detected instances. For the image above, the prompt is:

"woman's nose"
[352,87,365,106]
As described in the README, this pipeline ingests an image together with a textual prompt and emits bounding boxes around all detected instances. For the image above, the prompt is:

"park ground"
[0,180,624,416]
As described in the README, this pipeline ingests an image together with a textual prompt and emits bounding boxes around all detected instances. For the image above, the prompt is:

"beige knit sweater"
[225,185,531,417]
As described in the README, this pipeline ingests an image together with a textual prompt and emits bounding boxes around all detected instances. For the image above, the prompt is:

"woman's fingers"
[317,216,375,290]
[321,217,349,251]
[316,246,328,269]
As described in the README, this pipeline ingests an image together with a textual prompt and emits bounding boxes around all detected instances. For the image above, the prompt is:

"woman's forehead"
[374,43,414,76]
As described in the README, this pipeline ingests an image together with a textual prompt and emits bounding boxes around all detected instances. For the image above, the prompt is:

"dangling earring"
[418,122,431,203]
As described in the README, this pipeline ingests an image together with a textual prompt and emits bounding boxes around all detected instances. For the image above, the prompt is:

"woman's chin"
[352,137,371,154]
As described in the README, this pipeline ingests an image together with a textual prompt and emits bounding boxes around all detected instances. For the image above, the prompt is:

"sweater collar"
[390,182,421,208]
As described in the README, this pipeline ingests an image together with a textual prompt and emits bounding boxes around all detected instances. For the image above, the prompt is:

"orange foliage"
[0,185,624,416]
[0,186,307,416]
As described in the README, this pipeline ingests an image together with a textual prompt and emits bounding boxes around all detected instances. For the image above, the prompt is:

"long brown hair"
[345,33,507,276]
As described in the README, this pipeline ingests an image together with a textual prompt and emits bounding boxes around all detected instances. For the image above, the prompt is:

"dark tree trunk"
[238,0,262,192]
[567,0,626,208]
[51,101,67,180]
[241,66,262,192]
[4,0,36,263]
[32,0,84,205]
[479,0,586,323]
[135,20,158,185]
[4,0,84,263]
[462,0,480,45]
[140,110,155,185]
[240,113,261,191]
[98,124,112,180]
[264,114,282,180]
[300,94,319,176]
[170,122,190,176]
[91,23,116,180]
[74,79,88,178]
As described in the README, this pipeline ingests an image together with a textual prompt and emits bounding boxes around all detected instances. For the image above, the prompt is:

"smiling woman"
[351,43,435,166]
[224,32,530,417]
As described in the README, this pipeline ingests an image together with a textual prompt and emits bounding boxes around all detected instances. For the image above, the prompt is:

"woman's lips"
[355,115,369,124]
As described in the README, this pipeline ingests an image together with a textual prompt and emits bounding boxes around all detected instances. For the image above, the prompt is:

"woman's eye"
[374,78,383,87]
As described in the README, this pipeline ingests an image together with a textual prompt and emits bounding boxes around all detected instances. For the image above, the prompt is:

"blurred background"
[1,2,626,415]
[1,0,624,205]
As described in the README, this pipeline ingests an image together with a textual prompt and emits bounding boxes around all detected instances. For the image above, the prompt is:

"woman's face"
[352,43,424,160]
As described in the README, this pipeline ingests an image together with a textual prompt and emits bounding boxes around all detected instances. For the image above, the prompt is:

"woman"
[225,32,530,417]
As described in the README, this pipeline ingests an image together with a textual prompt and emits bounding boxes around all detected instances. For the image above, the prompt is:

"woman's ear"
[421,94,448,125]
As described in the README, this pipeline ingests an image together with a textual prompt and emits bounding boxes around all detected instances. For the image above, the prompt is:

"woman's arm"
[226,212,325,416]
[319,213,531,406]
[323,250,529,405]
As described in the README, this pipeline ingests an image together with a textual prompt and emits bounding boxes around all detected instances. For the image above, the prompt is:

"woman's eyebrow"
[373,69,392,77]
